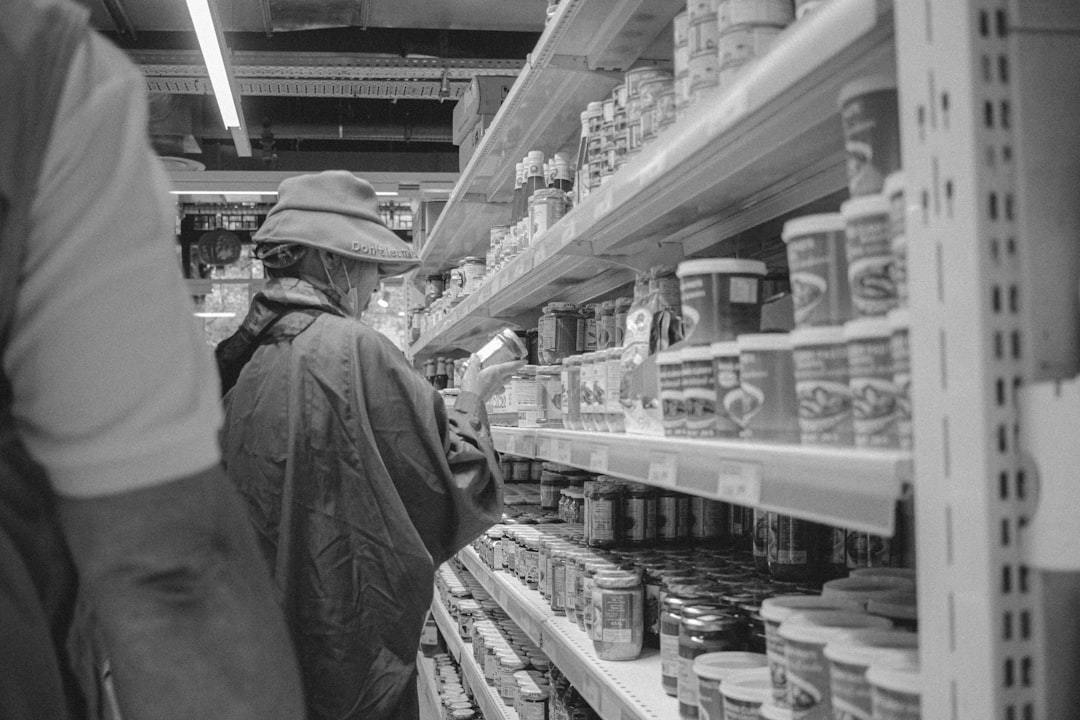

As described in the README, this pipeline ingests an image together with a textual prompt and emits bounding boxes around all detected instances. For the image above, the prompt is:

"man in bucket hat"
[216,170,522,720]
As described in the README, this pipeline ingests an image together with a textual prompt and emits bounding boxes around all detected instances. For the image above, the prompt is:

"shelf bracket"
[547,54,624,80]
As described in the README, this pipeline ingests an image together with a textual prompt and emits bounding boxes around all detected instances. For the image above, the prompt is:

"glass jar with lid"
[603,347,625,432]
[592,569,644,660]
[459,256,487,294]
[623,483,658,549]
[578,352,599,431]
[560,356,581,429]
[678,611,741,719]
[586,479,624,549]
[538,302,582,365]
[660,591,718,696]
[581,303,600,352]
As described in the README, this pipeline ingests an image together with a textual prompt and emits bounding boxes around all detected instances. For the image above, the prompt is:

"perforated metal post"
[897,2,1041,717]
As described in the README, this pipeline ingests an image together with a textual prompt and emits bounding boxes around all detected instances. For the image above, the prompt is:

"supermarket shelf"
[430,596,518,720]
[456,547,675,720]
[418,0,684,275]
[492,426,911,536]
[410,0,892,356]
[417,654,442,720]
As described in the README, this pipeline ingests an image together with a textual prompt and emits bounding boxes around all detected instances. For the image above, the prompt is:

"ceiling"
[81,0,544,175]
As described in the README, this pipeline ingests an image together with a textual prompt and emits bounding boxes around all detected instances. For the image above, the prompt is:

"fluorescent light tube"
[170,190,278,196]
[184,0,240,128]
[194,312,237,318]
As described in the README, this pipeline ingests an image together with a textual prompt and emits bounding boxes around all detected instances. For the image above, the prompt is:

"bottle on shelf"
[434,357,449,390]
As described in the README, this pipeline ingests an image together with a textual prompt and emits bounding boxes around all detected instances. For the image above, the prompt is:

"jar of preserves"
[459,256,487,294]
[424,274,445,306]
[538,302,582,365]
[517,684,548,720]
[498,653,526,705]
[581,303,600,352]
[549,547,569,614]
[769,514,823,584]
[659,592,715,696]
[678,612,741,719]
[579,352,599,431]
[690,496,729,548]
[587,479,624,549]
[592,569,644,661]
[753,509,772,575]
[657,490,690,545]
[623,483,658,548]
[523,535,541,589]
[540,465,569,509]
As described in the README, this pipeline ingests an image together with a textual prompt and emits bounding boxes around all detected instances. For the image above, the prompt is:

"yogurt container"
[716,0,795,27]
[844,317,899,448]
[838,75,901,197]
[693,651,768,720]
[791,326,854,446]
[719,666,773,720]
[736,333,799,443]
[677,259,766,345]
[866,651,921,720]
[841,195,897,318]
[887,309,912,449]
[760,596,864,706]
[658,349,687,436]
[865,587,918,631]
[850,567,916,583]
[821,577,915,610]
[823,629,919,720]
[710,340,743,438]
[759,700,794,720]
[682,344,719,438]
[782,213,853,328]
[778,610,893,719]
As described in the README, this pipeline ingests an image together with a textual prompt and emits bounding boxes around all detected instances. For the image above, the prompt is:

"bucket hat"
[253,170,420,278]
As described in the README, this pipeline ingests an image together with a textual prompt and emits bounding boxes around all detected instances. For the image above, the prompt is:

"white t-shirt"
[3,31,223,497]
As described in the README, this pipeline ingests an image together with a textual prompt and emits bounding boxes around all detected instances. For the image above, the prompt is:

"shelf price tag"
[519,433,537,458]
[588,445,608,473]
[555,439,573,465]
[504,434,518,456]
[535,436,552,459]
[715,460,763,505]
[647,452,678,487]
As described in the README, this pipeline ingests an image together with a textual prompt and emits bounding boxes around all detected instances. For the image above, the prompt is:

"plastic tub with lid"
[693,651,768,720]
[821,576,914,609]
[824,629,918,720]
[676,258,766,345]
[719,666,773,720]
[866,650,921,720]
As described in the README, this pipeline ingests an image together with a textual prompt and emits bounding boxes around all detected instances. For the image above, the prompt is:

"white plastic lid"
[681,344,715,362]
[841,194,891,220]
[790,325,847,348]
[843,317,893,341]
[883,171,906,200]
[759,700,795,720]
[866,587,918,621]
[526,150,546,163]
[823,628,919,667]
[737,332,792,352]
[851,567,916,582]
[865,651,921,696]
[676,258,767,278]
[710,340,740,358]
[656,349,684,365]
[760,594,863,624]
[693,651,768,682]
[781,212,845,242]
[777,610,893,645]
[838,74,897,108]
[718,667,772,704]
[822,577,916,606]
[886,309,910,332]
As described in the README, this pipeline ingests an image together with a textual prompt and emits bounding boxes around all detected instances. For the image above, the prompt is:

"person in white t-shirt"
[0,1,305,718]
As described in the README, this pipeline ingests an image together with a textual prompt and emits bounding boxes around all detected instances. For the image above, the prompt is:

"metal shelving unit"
[419,0,1079,717]
[410,0,893,357]
[457,547,674,720]
[430,596,519,720]
[492,426,909,535]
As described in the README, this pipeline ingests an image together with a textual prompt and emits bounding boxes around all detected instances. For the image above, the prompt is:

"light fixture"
[375,191,399,197]
[376,291,390,308]
[183,0,251,156]
[194,311,237,318]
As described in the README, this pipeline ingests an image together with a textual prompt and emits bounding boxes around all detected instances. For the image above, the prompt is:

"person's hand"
[460,354,526,402]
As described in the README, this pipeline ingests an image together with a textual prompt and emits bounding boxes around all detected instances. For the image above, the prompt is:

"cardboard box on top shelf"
[452,75,515,144]
[458,119,487,171]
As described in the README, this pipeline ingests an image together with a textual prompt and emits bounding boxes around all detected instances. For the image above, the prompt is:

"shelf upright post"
[896,1,1047,718]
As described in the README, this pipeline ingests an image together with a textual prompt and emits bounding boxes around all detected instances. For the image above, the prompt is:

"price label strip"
[535,436,552,459]
[504,434,518,456]
[556,439,573,465]
[647,452,678,487]
[588,445,608,473]
[716,459,763,504]
[519,433,537,458]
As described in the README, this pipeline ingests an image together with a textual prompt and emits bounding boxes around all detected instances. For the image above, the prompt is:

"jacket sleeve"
[355,334,503,566]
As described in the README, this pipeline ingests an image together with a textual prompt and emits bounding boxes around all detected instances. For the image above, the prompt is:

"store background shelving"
[491,426,910,535]
[409,0,893,358]
[429,596,519,720]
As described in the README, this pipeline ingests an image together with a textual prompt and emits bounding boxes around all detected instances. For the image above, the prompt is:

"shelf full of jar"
[418,0,684,276]
[490,426,909,537]
[417,654,443,720]
[430,595,519,720]
[409,0,893,358]
[457,546,672,720]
